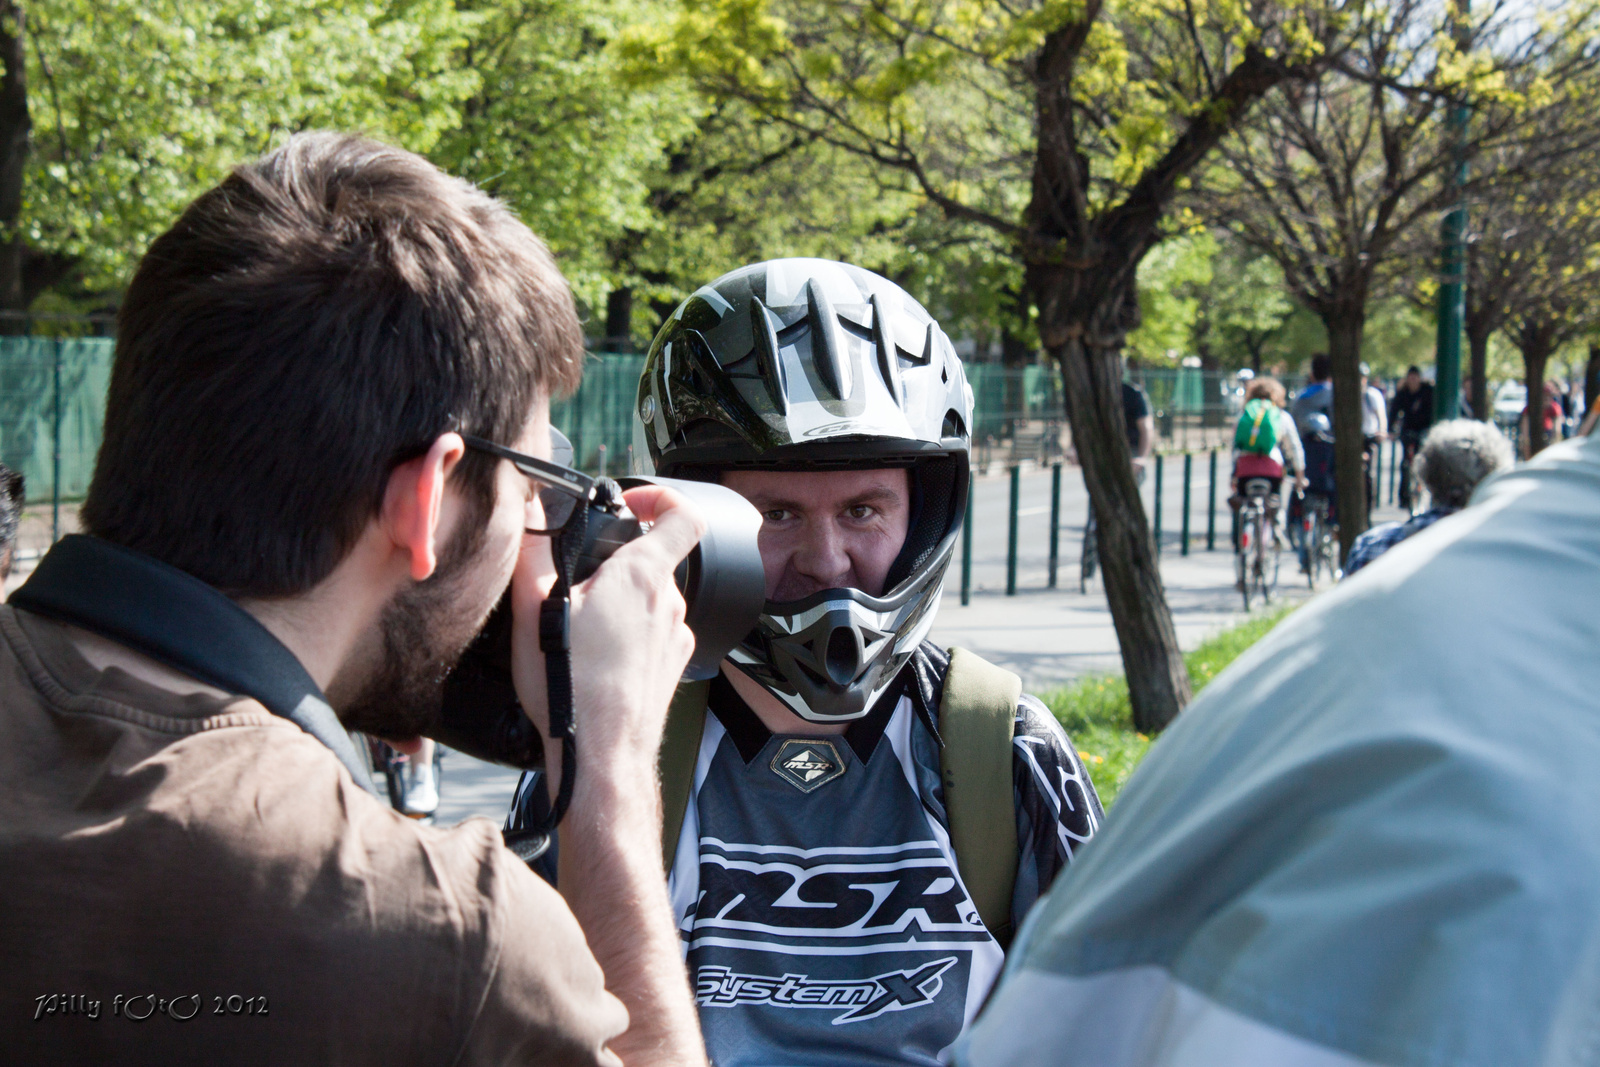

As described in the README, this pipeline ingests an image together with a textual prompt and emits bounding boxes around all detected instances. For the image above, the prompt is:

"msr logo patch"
[770,738,846,793]
[695,957,958,1024]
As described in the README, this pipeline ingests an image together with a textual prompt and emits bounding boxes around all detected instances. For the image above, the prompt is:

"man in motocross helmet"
[506,258,1103,1066]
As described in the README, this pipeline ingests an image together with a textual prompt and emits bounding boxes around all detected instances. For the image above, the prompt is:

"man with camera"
[0,133,708,1065]
[507,259,1104,1066]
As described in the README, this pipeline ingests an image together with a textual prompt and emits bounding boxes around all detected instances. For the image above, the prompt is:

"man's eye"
[763,509,792,523]
[846,505,875,521]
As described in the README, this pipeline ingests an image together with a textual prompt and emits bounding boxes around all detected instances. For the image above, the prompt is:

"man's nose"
[792,520,852,585]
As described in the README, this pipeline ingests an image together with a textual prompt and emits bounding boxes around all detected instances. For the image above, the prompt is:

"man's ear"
[383,433,467,582]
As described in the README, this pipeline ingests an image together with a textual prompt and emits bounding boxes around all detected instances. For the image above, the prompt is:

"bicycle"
[1080,502,1099,594]
[1300,490,1339,588]
[357,734,443,822]
[1396,433,1422,515]
[1080,464,1145,594]
[1235,476,1281,609]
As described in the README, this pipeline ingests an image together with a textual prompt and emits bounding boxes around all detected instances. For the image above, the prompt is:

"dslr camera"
[430,429,766,773]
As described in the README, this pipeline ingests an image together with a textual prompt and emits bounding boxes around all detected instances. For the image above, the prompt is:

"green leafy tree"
[6,0,477,320]
[433,0,703,316]
[1463,101,1600,435]
[1208,0,1600,558]
[626,0,1350,729]
[597,100,935,346]
[1195,242,1296,371]
[1126,231,1214,366]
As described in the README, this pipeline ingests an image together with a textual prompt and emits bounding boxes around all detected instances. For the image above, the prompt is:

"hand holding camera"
[510,481,704,795]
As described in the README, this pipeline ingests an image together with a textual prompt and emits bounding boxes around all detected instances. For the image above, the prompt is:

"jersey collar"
[708,665,916,765]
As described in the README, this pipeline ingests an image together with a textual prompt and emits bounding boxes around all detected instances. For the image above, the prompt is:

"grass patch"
[1041,605,1297,806]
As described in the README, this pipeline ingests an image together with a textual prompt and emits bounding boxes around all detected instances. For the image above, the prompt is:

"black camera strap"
[507,492,594,862]
[10,535,377,795]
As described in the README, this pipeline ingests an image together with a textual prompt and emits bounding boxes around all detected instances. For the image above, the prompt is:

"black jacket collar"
[10,535,376,794]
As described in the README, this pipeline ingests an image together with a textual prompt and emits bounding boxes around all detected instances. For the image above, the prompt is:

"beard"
[337,496,504,740]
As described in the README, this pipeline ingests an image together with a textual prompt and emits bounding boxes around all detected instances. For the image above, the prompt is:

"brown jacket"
[0,606,627,1065]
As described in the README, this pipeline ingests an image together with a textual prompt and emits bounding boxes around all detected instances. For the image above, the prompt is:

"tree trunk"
[604,286,634,352]
[0,0,29,332]
[1323,306,1369,563]
[1000,304,1032,436]
[1585,343,1599,420]
[1520,330,1553,456]
[1468,326,1491,421]
[1052,330,1191,733]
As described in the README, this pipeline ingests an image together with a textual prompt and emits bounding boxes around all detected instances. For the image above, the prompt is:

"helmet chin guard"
[729,587,943,722]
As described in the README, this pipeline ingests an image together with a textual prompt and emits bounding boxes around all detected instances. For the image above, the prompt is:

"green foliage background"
[11,0,1600,389]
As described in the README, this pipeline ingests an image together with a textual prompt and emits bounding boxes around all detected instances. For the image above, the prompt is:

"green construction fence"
[0,339,1281,515]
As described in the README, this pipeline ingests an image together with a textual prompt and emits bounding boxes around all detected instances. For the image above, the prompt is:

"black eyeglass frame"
[460,434,595,535]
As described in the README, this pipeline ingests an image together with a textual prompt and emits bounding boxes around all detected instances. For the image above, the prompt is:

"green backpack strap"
[659,680,709,871]
[939,647,1022,947]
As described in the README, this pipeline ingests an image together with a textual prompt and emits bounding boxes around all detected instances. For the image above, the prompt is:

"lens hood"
[616,476,766,681]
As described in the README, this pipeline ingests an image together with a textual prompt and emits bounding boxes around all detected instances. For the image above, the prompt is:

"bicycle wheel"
[1261,513,1281,603]
[1249,511,1268,607]
[1080,512,1098,594]
[1236,509,1255,610]
[1303,511,1319,589]
[1318,524,1338,584]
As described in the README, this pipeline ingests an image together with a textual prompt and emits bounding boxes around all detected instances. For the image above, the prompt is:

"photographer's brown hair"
[83,132,584,596]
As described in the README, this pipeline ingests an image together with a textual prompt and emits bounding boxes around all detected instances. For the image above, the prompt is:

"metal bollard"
[1181,452,1193,556]
[1206,449,1218,551]
[51,345,61,544]
[597,443,608,477]
[1153,453,1164,555]
[961,473,973,606]
[1006,465,1020,596]
[1387,437,1397,505]
[1048,462,1062,588]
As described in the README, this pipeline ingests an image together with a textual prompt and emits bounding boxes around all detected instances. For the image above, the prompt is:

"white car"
[1493,381,1527,422]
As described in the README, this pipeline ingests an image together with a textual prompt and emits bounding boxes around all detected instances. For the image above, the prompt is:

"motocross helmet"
[635,259,972,723]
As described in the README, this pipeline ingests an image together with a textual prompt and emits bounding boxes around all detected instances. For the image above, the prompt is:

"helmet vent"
[869,292,903,405]
[749,297,790,414]
[805,278,852,401]
[906,321,935,365]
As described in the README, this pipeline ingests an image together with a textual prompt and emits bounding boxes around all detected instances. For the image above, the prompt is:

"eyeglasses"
[460,434,594,535]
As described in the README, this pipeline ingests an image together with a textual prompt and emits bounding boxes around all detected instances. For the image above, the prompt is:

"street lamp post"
[1434,5,1470,423]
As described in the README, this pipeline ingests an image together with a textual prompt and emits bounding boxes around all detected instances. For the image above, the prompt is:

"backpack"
[658,647,1022,946]
[1235,398,1280,455]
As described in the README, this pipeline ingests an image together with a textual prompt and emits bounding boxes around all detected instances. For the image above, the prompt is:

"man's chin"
[336,669,448,742]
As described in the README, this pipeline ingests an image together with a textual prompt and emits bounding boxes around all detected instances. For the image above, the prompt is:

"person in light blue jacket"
[957,426,1600,1067]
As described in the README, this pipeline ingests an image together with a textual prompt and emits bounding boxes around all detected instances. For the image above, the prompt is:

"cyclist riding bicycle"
[1389,365,1434,510]
[1290,411,1339,573]
[1230,377,1304,541]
